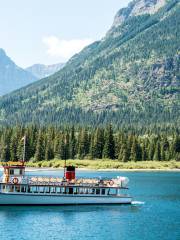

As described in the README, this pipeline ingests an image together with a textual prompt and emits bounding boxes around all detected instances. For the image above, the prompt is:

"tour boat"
[0,136,132,205]
[0,162,132,205]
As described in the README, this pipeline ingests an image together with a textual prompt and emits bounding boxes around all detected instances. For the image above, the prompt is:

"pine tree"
[148,140,156,160]
[0,135,9,161]
[103,124,115,159]
[45,140,54,160]
[93,128,104,159]
[34,130,45,161]
[161,145,166,161]
[153,141,161,161]
[16,138,24,161]
[69,126,76,159]
[141,142,147,161]
[119,144,129,162]
[173,135,180,153]
[59,134,66,160]
[130,137,141,161]
[173,135,180,160]
[90,133,95,159]
[64,132,70,160]
[9,134,18,161]
[54,133,61,159]
[78,128,89,159]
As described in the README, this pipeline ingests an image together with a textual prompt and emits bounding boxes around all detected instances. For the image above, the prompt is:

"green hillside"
[0,0,179,126]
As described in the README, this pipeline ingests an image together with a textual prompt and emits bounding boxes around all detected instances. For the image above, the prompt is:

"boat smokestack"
[65,166,76,181]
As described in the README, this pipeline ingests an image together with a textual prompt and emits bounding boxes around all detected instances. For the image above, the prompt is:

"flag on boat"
[21,136,26,141]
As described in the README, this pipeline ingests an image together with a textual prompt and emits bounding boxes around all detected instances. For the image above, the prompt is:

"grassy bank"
[26,159,180,170]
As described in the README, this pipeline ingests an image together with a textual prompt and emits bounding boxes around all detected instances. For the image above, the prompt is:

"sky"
[0,0,131,68]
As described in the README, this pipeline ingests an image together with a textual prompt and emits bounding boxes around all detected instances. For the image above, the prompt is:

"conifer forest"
[0,125,179,163]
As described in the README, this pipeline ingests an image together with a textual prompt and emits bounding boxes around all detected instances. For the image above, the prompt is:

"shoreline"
[28,167,180,172]
[1,166,178,172]
[1,160,180,172]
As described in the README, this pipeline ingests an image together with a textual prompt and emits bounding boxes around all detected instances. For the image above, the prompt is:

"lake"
[0,170,179,240]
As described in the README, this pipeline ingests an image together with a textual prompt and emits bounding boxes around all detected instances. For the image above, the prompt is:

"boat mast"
[64,159,66,178]
[64,135,67,179]
[22,135,26,163]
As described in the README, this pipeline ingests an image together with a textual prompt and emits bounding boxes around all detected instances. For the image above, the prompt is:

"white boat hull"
[0,193,132,205]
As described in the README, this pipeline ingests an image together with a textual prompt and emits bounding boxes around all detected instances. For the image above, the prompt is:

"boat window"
[96,189,100,195]
[68,188,73,194]
[74,188,78,194]
[51,187,56,193]
[85,188,89,194]
[88,188,92,194]
[34,186,38,193]
[9,185,14,192]
[73,187,77,194]
[10,169,14,175]
[30,186,36,193]
[3,185,9,192]
[79,188,84,194]
[44,187,50,193]
[14,169,20,175]
[21,186,26,193]
[101,189,106,195]
[20,169,23,175]
[15,186,20,192]
[117,189,121,195]
[88,188,94,194]
[56,187,61,193]
[39,187,44,193]
[92,188,95,194]
[28,186,38,193]
[109,188,116,195]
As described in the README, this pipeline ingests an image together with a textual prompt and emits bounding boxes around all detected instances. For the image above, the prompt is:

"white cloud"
[43,36,93,60]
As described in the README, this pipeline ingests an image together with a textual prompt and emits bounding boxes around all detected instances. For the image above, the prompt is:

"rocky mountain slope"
[26,63,65,79]
[0,49,37,96]
[0,0,179,126]
[107,0,166,35]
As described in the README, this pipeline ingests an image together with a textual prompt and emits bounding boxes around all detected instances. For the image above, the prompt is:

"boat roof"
[2,161,25,167]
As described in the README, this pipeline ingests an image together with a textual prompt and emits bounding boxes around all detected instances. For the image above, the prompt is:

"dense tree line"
[0,125,179,162]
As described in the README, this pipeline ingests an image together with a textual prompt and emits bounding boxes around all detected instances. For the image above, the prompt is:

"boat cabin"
[2,163,25,184]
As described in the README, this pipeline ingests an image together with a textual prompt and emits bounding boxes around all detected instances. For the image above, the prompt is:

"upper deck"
[1,162,129,188]
[0,176,128,189]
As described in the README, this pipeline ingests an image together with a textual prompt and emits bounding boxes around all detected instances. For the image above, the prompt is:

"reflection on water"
[0,204,142,214]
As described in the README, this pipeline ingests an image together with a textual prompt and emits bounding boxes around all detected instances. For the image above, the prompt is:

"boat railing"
[26,177,110,187]
[0,176,129,188]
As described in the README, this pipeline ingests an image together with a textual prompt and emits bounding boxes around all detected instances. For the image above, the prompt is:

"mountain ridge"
[26,63,65,79]
[0,49,37,96]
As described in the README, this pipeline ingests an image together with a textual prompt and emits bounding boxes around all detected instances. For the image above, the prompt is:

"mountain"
[0,0,179,126]
[107,0,167,36]
[0,49,37,96]
[26,63,65,79]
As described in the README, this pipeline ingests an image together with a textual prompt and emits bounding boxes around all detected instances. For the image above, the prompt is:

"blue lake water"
[0,169,180,240]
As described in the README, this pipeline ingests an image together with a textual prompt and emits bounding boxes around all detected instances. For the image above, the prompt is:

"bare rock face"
[130,0,166,16]
[111,0,166,29]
